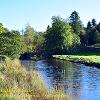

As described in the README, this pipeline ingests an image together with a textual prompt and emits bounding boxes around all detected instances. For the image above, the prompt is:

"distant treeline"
[0,11,100,58]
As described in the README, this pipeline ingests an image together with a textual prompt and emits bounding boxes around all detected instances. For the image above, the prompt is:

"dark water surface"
[22,59,100,100]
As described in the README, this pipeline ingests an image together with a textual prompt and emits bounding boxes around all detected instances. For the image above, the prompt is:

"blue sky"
[0,0,100,31]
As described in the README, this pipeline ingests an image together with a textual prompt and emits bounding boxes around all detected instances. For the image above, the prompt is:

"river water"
[22,59,100,100]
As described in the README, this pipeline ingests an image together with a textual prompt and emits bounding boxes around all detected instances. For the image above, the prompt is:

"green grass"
[53,52,100,64]
[88,44,100,48]
[71,51,100,56]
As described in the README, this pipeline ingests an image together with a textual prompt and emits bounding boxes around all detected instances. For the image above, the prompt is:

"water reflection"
[22,59,100,100]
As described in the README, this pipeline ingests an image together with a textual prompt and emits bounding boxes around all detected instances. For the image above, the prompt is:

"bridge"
[19,51,57,60]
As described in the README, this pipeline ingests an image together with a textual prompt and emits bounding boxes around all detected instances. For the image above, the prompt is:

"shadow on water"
[22,59,100,100]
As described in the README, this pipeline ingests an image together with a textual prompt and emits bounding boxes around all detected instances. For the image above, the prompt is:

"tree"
[94,30,100,43]
[35,32,45,51]
[80,29,87,46]
[86,20,98,45]
[69,11,83,35]
[45,16,64,52]
[0,30,25,58]
[87,21,92,30]
[23,24,37,52]
[96,23,100,32]
[86,21,93,45]
[0,23,5,33]
[45,16,80,52]
[92,19,96,26]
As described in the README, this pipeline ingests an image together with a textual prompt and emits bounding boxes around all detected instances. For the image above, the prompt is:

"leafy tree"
[45,16,80,52]
[69,11,83,35]
[35,32,45,51]
[0,30,24,58]
[23,24,37,52]
[80,29,87,46]
[0,23,5,33]
[72,34,81,51]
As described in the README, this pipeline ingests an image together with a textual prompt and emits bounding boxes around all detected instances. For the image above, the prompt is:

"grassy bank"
[53,52,100,67]
[0,57,71,100]
[0,57,49,100]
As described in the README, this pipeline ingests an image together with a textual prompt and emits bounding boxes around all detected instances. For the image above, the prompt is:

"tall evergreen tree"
[69,11,82,35]
[92,19,96,26]
[86,21,96,45]
[94,30,100,43]
[87,21,92,30]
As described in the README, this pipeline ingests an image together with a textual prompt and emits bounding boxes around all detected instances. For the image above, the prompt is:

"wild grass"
[0,57,71,100]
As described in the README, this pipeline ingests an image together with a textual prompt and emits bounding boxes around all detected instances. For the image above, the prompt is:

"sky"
[0,0,100,32]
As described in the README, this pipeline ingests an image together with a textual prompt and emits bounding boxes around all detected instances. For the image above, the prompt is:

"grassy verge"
[0,57,71,100]
[53,52,100,67]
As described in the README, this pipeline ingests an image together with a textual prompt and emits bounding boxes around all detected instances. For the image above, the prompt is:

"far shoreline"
[53,54,100,68]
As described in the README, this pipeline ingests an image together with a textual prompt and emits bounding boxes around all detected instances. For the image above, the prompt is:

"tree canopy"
[0,11,100,58]
[45,16,80,52]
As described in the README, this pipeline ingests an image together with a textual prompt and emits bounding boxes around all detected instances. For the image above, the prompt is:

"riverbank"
[0,57,71,100]
[53,52,100,68]
[0,57,49,100]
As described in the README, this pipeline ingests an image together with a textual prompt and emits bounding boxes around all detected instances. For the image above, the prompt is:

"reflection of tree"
[44,59,82,100]
[44,59,76,93]
[71,65,82,100]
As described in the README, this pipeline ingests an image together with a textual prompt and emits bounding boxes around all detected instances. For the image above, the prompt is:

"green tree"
[86,21,93,45]
[35,32,45,51]
[87,21,92,30]
[23,24,37,51]
[79,28,87,46]
[92,19,96,26]
[69,11,83,35]
[0,30,24,58]
[94,30,100,43]
[45,16,80,52]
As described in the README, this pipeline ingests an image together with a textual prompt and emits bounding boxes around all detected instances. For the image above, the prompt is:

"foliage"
[94,30,100,43]
[0,11,100,57]
[80,29,87,46]
[23,24,37,52]
[92,18,97,26]
[35,32,45,51]
[0,29,25,58]
[69,11,83,35]
[0,23,5,33]
[96,23,100,32]
[22,24,45,52]
[86,20,100,45]
[45,16,80,52]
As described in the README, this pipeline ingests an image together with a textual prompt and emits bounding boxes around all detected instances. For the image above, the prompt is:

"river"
[22,59,100,100]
